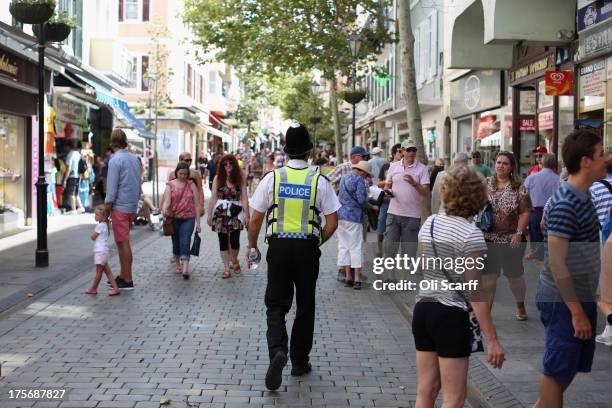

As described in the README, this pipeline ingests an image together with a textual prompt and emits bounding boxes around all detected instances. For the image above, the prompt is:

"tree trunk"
[398,0,431,217]
[329,76,343,163]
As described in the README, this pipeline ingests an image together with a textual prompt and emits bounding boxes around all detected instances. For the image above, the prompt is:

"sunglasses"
[184,159,192,163]
[404,147,417,152]
[535,154,543,158]
[223,162,233,166]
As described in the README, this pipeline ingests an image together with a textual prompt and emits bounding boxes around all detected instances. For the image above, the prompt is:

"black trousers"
[265,238,321,366]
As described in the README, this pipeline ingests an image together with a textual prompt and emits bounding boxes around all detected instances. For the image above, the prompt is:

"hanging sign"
[545,70,574,96]
[520,118,536,131]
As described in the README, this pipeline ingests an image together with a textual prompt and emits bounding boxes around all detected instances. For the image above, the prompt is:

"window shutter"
[118,0,123,21]
[429,10,438,79]
[143,0,150,21]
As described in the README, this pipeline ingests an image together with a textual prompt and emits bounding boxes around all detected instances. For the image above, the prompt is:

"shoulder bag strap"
[429,216,471,306]
[598,179,612,195]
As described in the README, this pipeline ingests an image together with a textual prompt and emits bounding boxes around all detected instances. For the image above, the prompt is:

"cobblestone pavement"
[0,228,426,408]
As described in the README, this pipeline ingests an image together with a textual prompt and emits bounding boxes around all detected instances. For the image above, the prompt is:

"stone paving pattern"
[0,228,426,408]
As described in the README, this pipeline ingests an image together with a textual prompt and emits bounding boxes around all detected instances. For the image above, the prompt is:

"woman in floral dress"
[207,154,249,278]
[482,151,532,320]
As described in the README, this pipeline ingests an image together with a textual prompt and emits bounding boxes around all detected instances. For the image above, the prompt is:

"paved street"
[0,227,425,408]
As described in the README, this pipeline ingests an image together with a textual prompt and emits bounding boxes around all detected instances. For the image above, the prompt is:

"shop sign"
[157,129,179,161]
[538,111,554,130]
[450,71,503,118]
[0,52,19,80]
[510,55,555,83]
[54,95,86,125]
[578,20,612,60]
[579,60,606,97]
[520,118,536,131]
[545,71,574,96]
[577,1,612,32]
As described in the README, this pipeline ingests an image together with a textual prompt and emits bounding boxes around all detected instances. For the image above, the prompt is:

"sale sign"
[545,70,573,96]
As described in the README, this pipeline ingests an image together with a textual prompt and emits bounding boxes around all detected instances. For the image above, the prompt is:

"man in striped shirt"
[535,130,608,408]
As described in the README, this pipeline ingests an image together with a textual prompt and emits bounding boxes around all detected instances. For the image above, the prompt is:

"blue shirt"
[102,156,111,178]
[541,182,600,301]
[368,156,388,182]
[589,173,612,226]
[524,168,560,207]
[338,172,367,223]
[104,149,142,214]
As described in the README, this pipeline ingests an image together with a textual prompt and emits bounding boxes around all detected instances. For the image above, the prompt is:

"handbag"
[229,203,243,217]
[162,183,189,236]
[190,232,201,256]
[475,201,494,232]
[430,216,485,353]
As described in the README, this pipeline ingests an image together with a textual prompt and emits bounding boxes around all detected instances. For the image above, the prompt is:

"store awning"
[479,130,501,147]
[204,123,232,143]
[76,74,154,139]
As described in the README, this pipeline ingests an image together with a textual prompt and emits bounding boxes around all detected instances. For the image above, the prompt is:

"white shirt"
[249,159,341,216]
[94,223,109,253]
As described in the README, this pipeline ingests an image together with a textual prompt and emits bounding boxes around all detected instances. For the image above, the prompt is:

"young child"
[85,205,120,296]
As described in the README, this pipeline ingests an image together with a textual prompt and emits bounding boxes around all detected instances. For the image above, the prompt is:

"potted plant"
[32,10,76,43]
[9,0,56,25]
[342,89,367,105]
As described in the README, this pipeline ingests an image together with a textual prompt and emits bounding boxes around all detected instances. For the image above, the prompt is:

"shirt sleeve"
[546,200,576,239]
[104,159,118,205]
[249,172,274,213]
[465,227,488,254]
[419,164,430,185]
[94,223,104,234]
[317,176,341,215]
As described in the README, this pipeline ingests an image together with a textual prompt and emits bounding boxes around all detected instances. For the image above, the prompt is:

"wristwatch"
[515,229,524,236]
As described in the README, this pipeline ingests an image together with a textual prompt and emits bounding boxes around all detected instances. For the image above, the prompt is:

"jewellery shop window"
[0,114,26,233]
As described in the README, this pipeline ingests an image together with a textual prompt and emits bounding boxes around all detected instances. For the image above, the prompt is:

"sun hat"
[352,161,372,176]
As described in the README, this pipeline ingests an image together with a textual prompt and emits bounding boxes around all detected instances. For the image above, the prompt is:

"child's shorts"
[94,251,109,265]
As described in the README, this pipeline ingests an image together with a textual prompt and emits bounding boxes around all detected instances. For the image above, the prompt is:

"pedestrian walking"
[246,123,340,391]
[588,149,612,347]
[368,147,388,185]
[528,145,547,176]
[206,153,219,191]
[375,143,401,257]
[162,162,202,279]
[413,165,504,408]
[535,130,607,408]
[384,138,429,264]
[431,153,470,214]
[166,152,205,217]
[207,154,249,279]
[524,153,559,261]
[481,151,532,321]
[104,129,142,290]
[85,205,120,296]
[471,150,493,178]
[337,161,371,290]
[62,140,85,214]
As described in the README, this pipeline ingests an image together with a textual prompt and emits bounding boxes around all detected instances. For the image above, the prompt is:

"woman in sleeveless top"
[162,162,201,279]
[207,154,249,279]
[164,152,205,216]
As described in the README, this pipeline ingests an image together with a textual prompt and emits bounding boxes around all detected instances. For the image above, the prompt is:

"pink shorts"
[112,210,136,243]
[94,251,109,265]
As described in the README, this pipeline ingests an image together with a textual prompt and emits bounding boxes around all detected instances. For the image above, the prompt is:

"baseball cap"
[533,146,547,153]
[400,139,417,150]
[371,147,382,155]
[350,146,369,158]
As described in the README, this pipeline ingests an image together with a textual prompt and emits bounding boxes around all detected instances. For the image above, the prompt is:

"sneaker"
[67,210,78,215]
[108,276,134,291]
[265,351,287,391]
[353,282,362,290]
[595,332,612,346]
[291,363,312,376]
[108,289,121,296]
[77,207,86,214]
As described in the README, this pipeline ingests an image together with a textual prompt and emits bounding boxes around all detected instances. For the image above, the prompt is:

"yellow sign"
[510,55,555,83]
[0,53,19,80]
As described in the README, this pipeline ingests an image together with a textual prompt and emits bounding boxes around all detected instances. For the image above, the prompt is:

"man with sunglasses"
[384,139,430,266]
[529,145,548,176]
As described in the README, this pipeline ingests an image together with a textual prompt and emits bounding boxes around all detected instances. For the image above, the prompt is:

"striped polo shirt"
[541,182,600,301]
[589,174,612,226]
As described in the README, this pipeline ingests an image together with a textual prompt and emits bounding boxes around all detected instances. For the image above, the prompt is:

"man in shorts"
[535,129,607,407]
[105,129,142,290]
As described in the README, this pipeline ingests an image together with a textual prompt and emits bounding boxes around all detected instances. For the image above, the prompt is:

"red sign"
[538,111,554,130]
[545,70,573,96]
[520,118,536,131]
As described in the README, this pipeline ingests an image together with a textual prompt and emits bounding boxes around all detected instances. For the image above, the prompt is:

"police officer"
[247,122,340,391]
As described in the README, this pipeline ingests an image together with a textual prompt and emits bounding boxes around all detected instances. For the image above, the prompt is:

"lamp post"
[145,76,156,203]
[35,23,48,267]
[311,80,321,150]
[348,33,363,148]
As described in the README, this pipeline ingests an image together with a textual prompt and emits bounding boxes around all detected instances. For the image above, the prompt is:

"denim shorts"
[536,283,597,385]
[376,200,390,235]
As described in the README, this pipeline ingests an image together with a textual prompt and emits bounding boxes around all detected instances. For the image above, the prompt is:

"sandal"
[84,289,97,295]
[221,269,231,279]
[233,263,242,275]
[182,273,190,280]
[175,263,182,274]
[516,313,528,321]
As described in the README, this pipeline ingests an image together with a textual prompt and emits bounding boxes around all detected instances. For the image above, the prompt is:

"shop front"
[509,47,574,177]
[450,70,509,169]
[0,46,42,234]
[575,0,612,150]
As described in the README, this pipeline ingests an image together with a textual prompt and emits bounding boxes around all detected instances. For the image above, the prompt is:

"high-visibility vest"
[266,166,321,240]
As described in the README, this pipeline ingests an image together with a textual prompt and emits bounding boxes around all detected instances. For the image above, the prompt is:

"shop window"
[0,115,26,234]
[558,95,574,169]
[186,64,193,98]
[199,75,204,104]
[141,55,149,91]
[118,0,148,22]
[127,56,138,89]
[538,81,553,110]
[209,71,217,94]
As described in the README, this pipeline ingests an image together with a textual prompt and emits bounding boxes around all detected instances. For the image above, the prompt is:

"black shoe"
[353,282,362,290]
[344,280,354,288]
[265,351,287,391]
[291,363,312,376]
[109,276,134,291]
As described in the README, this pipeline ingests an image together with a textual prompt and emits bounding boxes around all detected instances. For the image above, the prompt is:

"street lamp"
[348,33,363,148]
[35,23,48,267]
[311,80,321,150]
[145,76,157,204]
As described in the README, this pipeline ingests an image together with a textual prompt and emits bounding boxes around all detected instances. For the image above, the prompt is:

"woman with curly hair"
[207,154,249,279]
[413,165,504,408]
[482,151,532,321]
